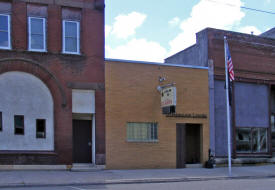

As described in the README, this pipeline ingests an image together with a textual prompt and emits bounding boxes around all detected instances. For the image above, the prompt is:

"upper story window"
[62,20,80,54]
[28,17,46,52]
[0,14,11,49]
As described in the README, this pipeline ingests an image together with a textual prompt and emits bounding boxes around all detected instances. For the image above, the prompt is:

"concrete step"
[71,163,105,172]
[185,164,203,168]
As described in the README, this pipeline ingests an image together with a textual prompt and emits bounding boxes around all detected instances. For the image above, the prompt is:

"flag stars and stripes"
[225,40,234,81]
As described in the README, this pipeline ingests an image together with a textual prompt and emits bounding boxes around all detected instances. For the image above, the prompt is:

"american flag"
[225,39,234,81]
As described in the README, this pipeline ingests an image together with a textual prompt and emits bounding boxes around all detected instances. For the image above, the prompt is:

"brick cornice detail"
[0,57,67,107]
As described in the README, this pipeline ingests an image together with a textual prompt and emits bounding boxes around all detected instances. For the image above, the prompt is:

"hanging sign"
[161,86,177,108]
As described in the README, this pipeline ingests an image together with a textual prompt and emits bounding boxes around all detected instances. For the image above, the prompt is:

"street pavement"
[1,165,275,188]
[1,178,275,190]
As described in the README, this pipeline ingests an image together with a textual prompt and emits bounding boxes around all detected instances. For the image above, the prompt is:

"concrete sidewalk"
[1,165,275,188]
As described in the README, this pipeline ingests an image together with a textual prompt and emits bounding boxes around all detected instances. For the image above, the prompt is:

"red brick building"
[0,0,105,165]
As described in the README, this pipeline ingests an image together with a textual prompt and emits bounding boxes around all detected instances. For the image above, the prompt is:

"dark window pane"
[252,128,267,153]
[271,115,275,131]
[30,18,43,34]
[14,115,24,135]
[0,31,8,47]
[36,119,46,138]
[0,15,8,31]
[154,124,158,140]
[31,34,44,49]
[65,37,77,52]
[0,112,2,131]
[236,128,251,152]
[65,22,77,37]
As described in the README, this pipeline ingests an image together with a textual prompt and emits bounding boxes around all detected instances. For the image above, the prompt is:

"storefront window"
[236,128,251,153]
[271,115,275,132]
[236,127,268,153]
[252,128,267,152]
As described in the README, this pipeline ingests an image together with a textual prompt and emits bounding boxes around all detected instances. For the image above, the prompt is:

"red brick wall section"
[207,28,275,82]
[12,1,27,50]
[48,4,62,53]
[0,0,105,165]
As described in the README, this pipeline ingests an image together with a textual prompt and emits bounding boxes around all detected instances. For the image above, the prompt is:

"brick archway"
[0,58,67,107]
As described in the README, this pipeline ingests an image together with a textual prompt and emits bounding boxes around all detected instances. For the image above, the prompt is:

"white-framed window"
[28,17,46,52]
[0,14,11,49]
[127,122,158,142]
[62,20,80,54]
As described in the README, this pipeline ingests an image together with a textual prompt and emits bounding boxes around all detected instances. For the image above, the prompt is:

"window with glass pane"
[0,112,2,131]
[271,115,275,132]
[236,128,251,153]
[127,122,158,142]
[36,119,46,138]
[63,20,79,54]
[236,127,268,153]
[14,115,24,135]
[252,128,267,152]
[29,17,46,51]
[0,14,10,49]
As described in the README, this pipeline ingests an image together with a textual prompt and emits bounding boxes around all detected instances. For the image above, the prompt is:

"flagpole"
[224,36,232,176]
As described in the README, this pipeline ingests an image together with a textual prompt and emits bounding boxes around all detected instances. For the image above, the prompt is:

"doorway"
[176,124,201,168]
[73,119,92,163]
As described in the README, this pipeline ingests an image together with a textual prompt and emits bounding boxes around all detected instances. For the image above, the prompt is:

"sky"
[105,0,275,63]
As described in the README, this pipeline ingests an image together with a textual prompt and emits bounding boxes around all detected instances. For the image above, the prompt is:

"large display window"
[236,127,267,153]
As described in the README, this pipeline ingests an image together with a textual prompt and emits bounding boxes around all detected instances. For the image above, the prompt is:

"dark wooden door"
[73,120,92,163]
[176,124,186,168]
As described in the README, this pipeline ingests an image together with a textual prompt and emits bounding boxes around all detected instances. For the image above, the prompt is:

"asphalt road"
[1,178,275,190]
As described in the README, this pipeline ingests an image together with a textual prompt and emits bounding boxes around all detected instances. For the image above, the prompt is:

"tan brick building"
[105,59,210,169]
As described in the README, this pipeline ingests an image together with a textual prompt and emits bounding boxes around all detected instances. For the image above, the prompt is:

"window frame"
[127,122,158,143]
[0,112,2,131]
[28,16,47,52]
[0,14,11,50]
[36,119,46,139]
[236,127,268,153]
[62,20,80,55]
[14,115,24,135]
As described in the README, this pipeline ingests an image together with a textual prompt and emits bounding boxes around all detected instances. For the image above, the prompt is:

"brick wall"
[105,60,209,169]
[0,0,105,165]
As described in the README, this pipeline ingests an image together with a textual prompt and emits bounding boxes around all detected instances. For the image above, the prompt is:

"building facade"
[105,59,209,169]
[0,0,105,165]
[165,28,275,160]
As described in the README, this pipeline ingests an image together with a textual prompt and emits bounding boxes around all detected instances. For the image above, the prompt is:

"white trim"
[92,114,96,164]
[105,58,209,70]
[28,17,47,52]
[62,20,80,55]
[0,14,11,50]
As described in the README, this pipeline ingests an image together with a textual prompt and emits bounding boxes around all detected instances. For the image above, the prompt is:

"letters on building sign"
[166,113,207,119]
[161,86,176,114]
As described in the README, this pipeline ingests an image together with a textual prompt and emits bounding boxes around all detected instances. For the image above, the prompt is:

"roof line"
[105,58,208,70]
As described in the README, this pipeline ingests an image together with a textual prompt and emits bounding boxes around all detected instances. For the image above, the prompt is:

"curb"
[1,175,275,188]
